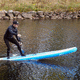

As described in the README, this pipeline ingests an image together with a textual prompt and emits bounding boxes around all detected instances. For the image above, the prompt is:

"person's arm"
[15,29,21,42]
[8,27,17,35]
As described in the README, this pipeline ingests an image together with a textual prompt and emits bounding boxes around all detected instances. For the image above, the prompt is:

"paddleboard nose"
[73,47,77,52]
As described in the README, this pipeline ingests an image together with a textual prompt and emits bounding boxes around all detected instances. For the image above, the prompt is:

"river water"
[0,19,80,80]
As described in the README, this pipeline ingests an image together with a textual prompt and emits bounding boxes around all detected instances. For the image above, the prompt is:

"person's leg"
[8,38,25,56]
[4,38,10,59]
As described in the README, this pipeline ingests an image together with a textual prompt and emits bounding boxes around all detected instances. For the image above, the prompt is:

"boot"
[21,49,25,56]
[21,54,25,56]
[7,56,10,59]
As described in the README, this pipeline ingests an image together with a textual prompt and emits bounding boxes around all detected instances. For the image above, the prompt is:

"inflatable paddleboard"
[0,47,77,61]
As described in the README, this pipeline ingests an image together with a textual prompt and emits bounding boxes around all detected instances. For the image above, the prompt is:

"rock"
[73,16,77,19]
[72,12,78,19]
[66,12,77,19]
[51,13,59,19]
[32,16,39,20]
[78,10,80,14]
[44,12,49,16]
[67,15,72,19]
[7,13,13,19]
[77,14,80,18]
[37,11,44,19]
[0,10,79,20]
[21,12,32,19]
[57,16,62,19]
[5,13,10,20]
[12,11,22,19]
[27,11,36,16]
[44,12,49,19]
[50,11,54,15]
[62,12,67,19]
[2,16,9,20]
[6,10,14,19]
[40,15,44,18]
[63,12,71,19]
[8,10,13,13]
[51,16,57,19]
[60,12,64,19]
[0,11,5,19]
[32,15,39,20]
[17,14,23,19]
[48,12,53,19]
[45,15,49,19]
[12,11,20,17]
[37,11,44,15]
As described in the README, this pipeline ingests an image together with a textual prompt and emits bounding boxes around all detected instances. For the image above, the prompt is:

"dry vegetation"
[0,0,80,12]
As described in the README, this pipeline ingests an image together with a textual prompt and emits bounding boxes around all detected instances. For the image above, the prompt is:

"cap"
[13,21,19,25]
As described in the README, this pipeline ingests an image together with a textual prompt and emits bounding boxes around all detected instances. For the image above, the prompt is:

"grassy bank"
[0,0,80,12]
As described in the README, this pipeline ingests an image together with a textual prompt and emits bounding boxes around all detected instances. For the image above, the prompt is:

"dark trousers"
[4,37,22,57]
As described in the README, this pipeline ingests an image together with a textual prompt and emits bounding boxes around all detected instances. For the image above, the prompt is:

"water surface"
[0,19,80,80]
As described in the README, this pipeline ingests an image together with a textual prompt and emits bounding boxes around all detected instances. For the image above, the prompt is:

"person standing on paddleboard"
[4,21,25,59]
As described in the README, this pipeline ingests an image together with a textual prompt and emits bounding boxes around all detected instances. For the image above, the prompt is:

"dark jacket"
[4,25,21,41]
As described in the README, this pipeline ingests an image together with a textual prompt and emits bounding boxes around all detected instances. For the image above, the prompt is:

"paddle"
[18,34,25,54]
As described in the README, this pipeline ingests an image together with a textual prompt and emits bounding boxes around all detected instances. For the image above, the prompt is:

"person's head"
[13,21,19,28]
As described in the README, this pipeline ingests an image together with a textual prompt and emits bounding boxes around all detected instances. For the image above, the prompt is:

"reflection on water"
[74,66,80,80]
[0,61,77,80]
[0,19,80,80]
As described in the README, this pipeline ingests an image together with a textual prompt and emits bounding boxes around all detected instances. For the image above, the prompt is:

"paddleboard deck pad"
[0,47,77,61]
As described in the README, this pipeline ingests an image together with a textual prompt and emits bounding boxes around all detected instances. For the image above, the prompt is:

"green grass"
[0,0,80,12]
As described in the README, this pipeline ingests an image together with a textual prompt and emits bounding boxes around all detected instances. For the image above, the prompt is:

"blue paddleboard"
[0,47,77,61]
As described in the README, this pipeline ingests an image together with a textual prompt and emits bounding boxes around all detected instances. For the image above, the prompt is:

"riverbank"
[0,0,80,12]
[0,0,80,20]
[0,10,80,20]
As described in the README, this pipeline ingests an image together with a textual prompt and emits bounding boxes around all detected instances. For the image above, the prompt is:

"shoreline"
[0,10,80,20]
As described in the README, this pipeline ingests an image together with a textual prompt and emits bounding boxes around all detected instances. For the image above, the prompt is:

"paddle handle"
[21,49,24,54]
